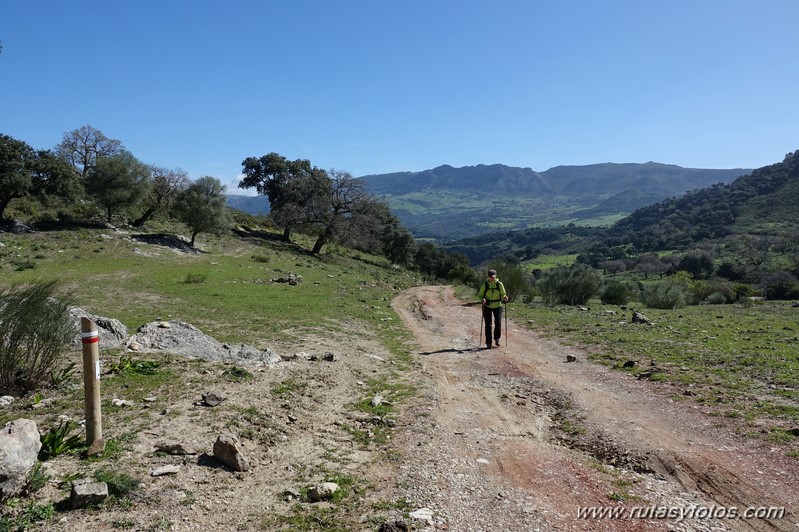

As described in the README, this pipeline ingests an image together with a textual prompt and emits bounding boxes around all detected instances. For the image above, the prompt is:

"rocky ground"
[3,285,798,531]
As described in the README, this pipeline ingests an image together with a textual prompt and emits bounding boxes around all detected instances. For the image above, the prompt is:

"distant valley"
[228,162,750,241]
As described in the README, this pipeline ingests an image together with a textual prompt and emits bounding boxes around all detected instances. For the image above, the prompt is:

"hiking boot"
[495,340,501,347]
[486,343,492,349]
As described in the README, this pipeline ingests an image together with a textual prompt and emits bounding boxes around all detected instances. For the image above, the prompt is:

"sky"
[2,1,798,196]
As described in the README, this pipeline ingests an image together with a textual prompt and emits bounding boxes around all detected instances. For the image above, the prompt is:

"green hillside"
[359,162,749,240]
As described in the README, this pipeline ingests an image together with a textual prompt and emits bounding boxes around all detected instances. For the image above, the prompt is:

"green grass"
[523,253,579,271]
[0,227,419,347]
[511,299,799,445]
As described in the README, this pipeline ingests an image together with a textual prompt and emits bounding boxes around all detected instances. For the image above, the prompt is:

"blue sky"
[2,1,798,195]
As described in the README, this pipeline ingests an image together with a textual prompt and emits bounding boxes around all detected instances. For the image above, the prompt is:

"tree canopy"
[172,176,231,246]
[55,125,124,178]
[85,151,149,223]
[0,134,75,220]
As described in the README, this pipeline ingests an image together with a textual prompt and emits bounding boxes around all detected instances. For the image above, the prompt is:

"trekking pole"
[478,306,484,348]
[504,301,509,347]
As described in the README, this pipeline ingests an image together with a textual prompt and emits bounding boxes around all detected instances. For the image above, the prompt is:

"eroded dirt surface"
[386,285,798,531]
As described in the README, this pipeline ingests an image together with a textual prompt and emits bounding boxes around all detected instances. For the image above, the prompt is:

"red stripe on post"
[82,336,100,344]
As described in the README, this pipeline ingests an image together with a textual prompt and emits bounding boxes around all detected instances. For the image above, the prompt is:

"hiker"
[478,269,508,348]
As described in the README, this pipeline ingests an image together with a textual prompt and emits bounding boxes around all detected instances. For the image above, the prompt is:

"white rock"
[410,508,435,524]
[151,465,181,476]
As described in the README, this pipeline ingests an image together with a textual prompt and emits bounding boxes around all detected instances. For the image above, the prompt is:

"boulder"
[129,320,280,365]
[0,419,42,498]
[213,434,250,472]
[69,307,129,349]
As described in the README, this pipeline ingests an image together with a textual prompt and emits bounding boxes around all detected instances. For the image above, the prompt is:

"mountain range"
[357,162,749,240]
[227,162,750,242]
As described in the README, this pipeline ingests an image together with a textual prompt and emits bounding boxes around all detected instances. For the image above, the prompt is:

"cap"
[487,269,497,276]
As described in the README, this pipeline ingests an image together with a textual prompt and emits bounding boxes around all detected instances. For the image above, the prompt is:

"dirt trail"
[389,285,798,531]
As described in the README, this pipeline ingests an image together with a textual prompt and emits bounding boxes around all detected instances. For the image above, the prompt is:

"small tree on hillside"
[172,176,232,246]
[132,166,190,227]
[239,152,323,242]
[85,151,149,223]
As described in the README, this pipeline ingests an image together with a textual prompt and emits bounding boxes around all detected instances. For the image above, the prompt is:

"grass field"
[0,226,419,348]
[509,300,799,448]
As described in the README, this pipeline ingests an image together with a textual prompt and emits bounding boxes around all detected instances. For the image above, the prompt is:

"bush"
[704,291,729,304]
[600,280,633,305]
[765,282,799,300]
[182,273,208,284]
[537,265,602,306]
[0,281,75,394]
[731,283,757,301]
[480,262,531,303]
[642,279,689,309]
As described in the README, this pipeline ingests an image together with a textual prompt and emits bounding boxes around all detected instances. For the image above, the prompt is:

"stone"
[151,465,181,476]
[0,396,14,407]
[202,393,223,407]
[378,521,409,532]
[566,355,577,363]
[409,508,435,525]
[213,434,250,472]
[0,419,42,498]
[307,482,339,502]
[156,442,197,455]
[69,307,129,350]
[70,480,108,509]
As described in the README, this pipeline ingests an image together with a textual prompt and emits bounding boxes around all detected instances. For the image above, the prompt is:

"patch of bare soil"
[382,285,798,531]
[23,327,398,531]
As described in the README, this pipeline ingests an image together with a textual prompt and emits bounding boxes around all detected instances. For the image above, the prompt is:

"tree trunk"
[312,235,328,255]
[131,207,156,227]
[0,196,12,221]
[282,226,292,242]
[190,232,197,247]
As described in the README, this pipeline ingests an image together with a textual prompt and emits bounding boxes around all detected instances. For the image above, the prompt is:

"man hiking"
[477,269,508,348]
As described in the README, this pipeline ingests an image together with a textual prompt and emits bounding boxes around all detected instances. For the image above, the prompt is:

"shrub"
[0,281,75,394]
[537,265,601,306]
[600,280,633,305]
[704,291,729,305]
[765,282,799,300]
[182,273,208,284]
[731,283,757,301]
[642,279,688,309]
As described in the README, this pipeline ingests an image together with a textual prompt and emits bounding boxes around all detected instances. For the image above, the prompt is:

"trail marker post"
[81,317,105,455]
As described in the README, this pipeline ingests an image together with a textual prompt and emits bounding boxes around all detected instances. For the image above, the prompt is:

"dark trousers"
[482,305,503,345]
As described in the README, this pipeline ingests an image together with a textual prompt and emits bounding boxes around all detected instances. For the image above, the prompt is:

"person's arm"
[500,282,509,302]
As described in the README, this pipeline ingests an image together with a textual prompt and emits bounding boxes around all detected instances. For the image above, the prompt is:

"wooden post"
[81,317,105,455]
